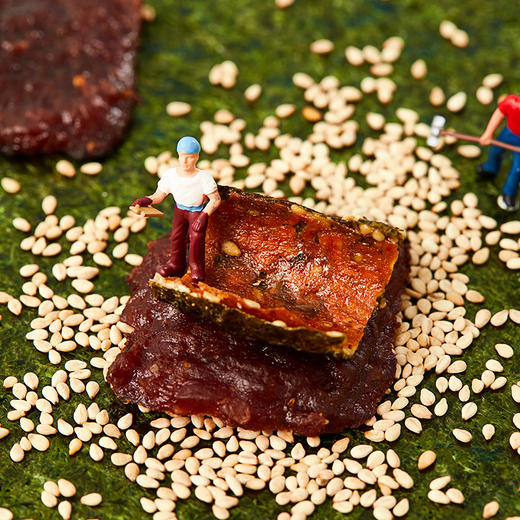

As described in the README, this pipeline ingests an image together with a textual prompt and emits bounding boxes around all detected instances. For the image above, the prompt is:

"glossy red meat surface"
[0,0,141,159]
[205,189,401,343]
[107,235,409,435]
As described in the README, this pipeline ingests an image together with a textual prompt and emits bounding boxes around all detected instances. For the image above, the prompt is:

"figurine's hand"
[132,196,152,207]
[192,212,208,232]
[479,134,492,146]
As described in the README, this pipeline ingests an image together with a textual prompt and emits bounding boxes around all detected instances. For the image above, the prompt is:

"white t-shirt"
[157,168,217,207]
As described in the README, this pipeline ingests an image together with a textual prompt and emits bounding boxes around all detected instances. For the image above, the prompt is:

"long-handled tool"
[427,115,520,153]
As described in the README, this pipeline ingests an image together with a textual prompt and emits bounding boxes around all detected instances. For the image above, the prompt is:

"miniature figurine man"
[132,136,220,283]
[477,94,520,211]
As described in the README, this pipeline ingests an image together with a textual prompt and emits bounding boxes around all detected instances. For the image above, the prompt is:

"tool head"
[427,114,447,147]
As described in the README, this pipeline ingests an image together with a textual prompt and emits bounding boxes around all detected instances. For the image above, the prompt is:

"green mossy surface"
[1,0,520,518]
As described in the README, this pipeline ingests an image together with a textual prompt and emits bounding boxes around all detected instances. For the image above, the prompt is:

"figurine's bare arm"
[203,189,221,216]
[480,108,505,145]
[148,189,168,205]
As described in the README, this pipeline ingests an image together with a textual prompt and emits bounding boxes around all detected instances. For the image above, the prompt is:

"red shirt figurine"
[477,94,520,211]
[131,136,221,282]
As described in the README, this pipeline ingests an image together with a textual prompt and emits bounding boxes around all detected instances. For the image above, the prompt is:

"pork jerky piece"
[0,0,141,159]
[151,187,405,358]
[107,235,409,435]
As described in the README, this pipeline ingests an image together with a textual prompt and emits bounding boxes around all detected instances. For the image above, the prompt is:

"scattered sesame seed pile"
[1,9,520,520]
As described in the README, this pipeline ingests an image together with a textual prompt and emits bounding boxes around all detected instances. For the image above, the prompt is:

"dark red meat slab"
[0,0,141,159]
[107,236,409,436]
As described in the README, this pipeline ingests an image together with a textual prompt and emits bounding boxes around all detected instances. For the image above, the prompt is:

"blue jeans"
[482,126,520,197]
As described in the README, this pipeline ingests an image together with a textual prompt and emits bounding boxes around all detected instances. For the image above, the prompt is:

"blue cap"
[177,136,200,154]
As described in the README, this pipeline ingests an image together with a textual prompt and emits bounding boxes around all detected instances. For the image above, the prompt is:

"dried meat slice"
[151,187,405,358]
[107,234,409,435]
[0,0,142,158]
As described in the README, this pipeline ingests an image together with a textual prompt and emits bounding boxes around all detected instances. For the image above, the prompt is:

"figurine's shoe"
[497,194,519,212]
[475,164,497,179]
[189,269,205,284]
[190,274,204,284]
[156,262,186,278]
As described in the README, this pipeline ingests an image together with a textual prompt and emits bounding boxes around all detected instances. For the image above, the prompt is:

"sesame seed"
[27,433,49,451]
[56,479,76,498]
[40,490,58,508]
[93,252,112,267]
[42,481,60,497]
[393,498,409,517]
[482,500,500,519]
[490,376,507,390]
[7,299,22,316]
[57,500,72,520]
[80,492,103,506]
[417,450,436,470]
[56,160,76,177]
[486,359,504,372]
[136,474,160,489]
[482,424,495,441]
[393,468,414,489]
[452,428,472,443]
[89,443,104,461]
[509,432,520,450]
[9,443,24,463]
[350,445,373,459]
[68,438,82,456]
[331,437,350,454]
[446,487,465,504]
[0,508,13,520]
[42,195,58,215]
[511,384,520,404]
[495,343,513,359]
[333,501,354,513]
[404,417,422,434]
[310,39,334,55]
[1,177,21,194]
[23,372,39,390]
[80,162,103,175]
[85,381,100,399]
[461,402,478,420]
[71,279,94,294]
[490,310,508,327]
[427,489,450,504]
[166,102,192,117]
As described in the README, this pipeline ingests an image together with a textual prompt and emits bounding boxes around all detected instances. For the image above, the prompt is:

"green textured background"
[1,0,520,519]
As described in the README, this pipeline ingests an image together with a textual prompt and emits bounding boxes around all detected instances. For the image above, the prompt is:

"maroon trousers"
[169,207,208,280]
